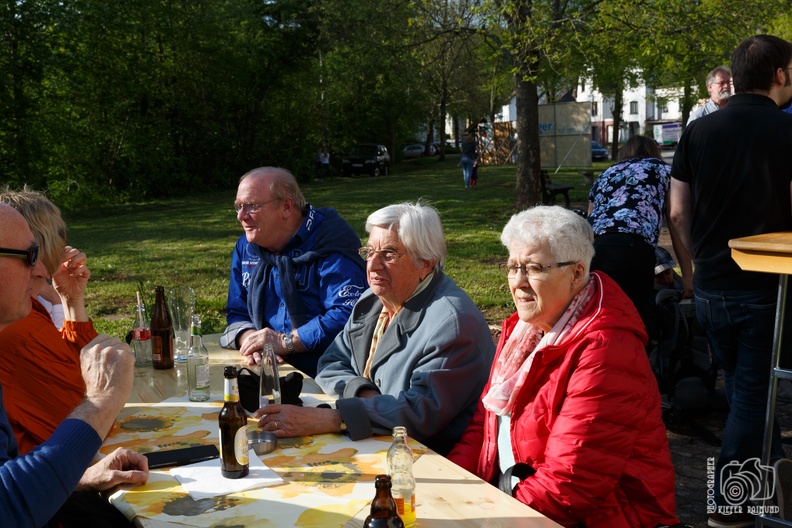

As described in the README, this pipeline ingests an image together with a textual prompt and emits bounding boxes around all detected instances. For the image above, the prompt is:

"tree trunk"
[514,76,542,210]
[438,78,448,160]
[681,83,692,131]
[610,89,623,161]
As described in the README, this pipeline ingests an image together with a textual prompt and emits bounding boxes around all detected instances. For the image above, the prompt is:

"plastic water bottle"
[387,426,416,527]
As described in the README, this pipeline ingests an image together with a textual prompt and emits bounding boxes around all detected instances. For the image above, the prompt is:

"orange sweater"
[0,299,97,454]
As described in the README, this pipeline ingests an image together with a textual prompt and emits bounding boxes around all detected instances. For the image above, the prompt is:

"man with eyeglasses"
[670,35,792,527]
[220,167,366,378]
[687,66,732,125]
[0,203,149,527]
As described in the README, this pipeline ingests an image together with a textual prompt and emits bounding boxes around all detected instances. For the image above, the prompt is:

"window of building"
[592,102,598,116]
[629,101,638,114]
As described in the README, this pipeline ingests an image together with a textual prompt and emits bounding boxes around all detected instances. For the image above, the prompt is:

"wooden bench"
[540,169,573,208]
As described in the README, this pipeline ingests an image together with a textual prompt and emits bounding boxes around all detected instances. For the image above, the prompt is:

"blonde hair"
[0,186,67,275]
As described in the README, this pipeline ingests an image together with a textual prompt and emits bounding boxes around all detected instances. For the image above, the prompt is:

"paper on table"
[169,449,283,500]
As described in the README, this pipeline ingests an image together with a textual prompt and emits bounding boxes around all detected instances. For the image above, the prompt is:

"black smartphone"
[144,444,220,469]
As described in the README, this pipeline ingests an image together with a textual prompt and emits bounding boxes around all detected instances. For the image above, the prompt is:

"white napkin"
[169,449,283,500]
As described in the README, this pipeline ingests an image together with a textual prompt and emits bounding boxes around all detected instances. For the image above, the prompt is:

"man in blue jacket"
[220,167,366,377]
[0,203,148,527]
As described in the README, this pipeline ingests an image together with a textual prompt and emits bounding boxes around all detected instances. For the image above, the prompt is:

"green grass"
[64,156,605,339]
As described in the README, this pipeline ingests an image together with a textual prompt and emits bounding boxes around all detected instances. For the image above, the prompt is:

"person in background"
[670,35,792,527]
[654,247,683,292]
[318,146,331,181]
[448,206,678,528]
[0,187,99,455]
[252,202,495,455]
[0,203,148,528]
[587,135,678,334]
[687,66,732,125]
[220,167,367,377]
[460,132,478,189]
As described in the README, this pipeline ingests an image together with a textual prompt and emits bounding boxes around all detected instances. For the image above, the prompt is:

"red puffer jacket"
[448,272,678,527]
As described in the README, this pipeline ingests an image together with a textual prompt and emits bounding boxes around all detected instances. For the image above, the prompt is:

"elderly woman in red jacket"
[448,205,680,528]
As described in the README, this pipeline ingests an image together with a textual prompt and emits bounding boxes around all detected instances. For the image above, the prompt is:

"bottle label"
[196,363,210,389]
[234,425,249,465]
[151,335,162,361]
[393,492,416,526]
[224,378,240,402]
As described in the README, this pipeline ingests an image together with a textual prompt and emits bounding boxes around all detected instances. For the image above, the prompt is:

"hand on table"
[254,404,343,437]
[76,447,149,496]
[239,328,286,366]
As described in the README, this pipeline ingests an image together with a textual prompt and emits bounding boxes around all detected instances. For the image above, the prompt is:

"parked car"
[402,144,425,159]
[342,143,390,177]
[591,141,608,161]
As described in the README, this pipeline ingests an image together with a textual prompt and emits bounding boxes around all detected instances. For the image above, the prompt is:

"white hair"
[365,202,446,272]
[501,205,594,272]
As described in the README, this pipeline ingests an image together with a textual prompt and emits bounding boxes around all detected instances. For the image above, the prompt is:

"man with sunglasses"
[220,167,367,377]
[0,203,148,527]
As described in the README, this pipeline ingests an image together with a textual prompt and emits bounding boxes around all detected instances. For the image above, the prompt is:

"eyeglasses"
[358,247,406,263]
[0,243,39,267]
[234,198,279,215]
[499,261,574,279]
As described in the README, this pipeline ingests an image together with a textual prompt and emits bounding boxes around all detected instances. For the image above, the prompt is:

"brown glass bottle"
[219,366,249,479]
[150,286,174,369]
[363,474,405,528]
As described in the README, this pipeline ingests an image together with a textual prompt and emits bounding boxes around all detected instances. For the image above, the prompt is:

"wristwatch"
[283,333,296,355]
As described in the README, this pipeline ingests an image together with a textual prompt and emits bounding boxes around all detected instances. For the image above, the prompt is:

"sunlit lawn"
[64,155,604,339]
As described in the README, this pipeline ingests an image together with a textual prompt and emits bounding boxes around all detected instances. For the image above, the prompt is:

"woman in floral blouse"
[587,135,672,333]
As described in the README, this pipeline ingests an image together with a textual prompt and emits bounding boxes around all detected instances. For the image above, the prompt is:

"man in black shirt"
[670,35,792,527]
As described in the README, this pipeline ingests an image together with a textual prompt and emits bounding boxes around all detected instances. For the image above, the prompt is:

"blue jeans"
[694,286,784,504]
[460,156,475,187]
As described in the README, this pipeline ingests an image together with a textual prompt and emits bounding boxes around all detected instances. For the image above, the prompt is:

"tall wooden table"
[729,232,792,528]
[105,334,561,528]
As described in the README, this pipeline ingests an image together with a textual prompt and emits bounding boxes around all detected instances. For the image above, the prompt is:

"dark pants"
[694,286,785,505]
[591,233,656,336]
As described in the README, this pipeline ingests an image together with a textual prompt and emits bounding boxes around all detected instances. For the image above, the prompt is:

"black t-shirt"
[671,93,792,290]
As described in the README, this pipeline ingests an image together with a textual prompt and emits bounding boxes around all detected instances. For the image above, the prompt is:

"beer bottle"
[219,365,249,479]
[387,426,416,527]
[150,286,174,369]
[363,474,405,528]
[187,314,210,402]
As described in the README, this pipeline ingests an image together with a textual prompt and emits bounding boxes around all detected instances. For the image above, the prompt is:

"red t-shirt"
[0,299,97,454]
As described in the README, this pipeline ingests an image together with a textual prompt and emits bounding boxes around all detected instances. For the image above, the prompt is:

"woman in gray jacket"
[253,202,495,455]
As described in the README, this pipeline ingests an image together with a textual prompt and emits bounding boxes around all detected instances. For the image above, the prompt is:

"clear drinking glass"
[168,286,195,363]
[259,344,282,407]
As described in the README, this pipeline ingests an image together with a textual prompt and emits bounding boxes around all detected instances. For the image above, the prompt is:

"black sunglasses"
[0,243,39,267]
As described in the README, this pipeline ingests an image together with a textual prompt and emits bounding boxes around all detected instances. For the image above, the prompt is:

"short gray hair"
[365,202,446,272]
[240,167,306,210]
[501,205,594,272]
[706,66,731,86]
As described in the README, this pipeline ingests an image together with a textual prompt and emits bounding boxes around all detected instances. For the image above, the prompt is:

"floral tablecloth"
[101,395,424,527]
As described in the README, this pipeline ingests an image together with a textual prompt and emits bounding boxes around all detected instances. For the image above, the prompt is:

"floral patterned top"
[587,157,671,246]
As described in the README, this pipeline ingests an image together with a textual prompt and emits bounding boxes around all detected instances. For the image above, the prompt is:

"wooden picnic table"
[105,334,561,528]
